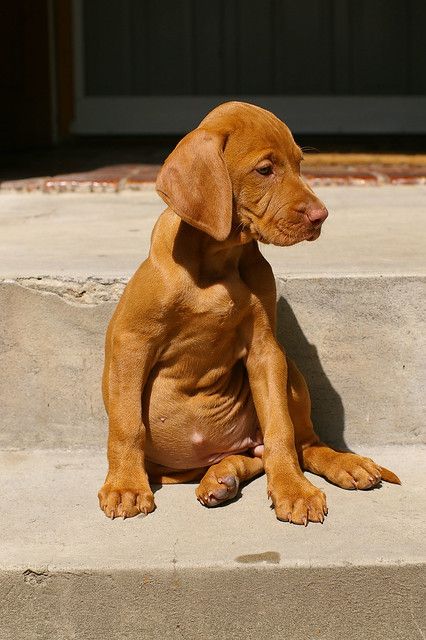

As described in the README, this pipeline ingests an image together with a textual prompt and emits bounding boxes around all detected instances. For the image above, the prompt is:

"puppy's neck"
[167,213,253,284]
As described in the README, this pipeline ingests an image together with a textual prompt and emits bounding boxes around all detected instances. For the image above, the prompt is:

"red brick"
[44,165,139,192]
[0,176,49,191]
[302,165,379,186]
[125,165,160,188]
[380,166,426,185]
[3,161,425,193]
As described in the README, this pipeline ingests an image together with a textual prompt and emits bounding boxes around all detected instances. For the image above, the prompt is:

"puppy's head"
[156,101,328,245]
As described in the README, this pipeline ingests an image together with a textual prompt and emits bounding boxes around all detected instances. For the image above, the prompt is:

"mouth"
[306,226,322,242]
[242,220,270,244]
[251,220,323,246]
[239,208,325,246]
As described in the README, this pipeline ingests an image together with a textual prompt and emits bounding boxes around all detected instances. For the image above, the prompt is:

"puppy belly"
[145,392,262,470]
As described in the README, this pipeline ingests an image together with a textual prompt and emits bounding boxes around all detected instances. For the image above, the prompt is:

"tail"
[380,466,401,485]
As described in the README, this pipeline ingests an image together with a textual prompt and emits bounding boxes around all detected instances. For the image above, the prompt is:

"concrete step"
[1,186,425,279]
[1,187,425,639]
[1,445,424,640]
[0,186,424,449]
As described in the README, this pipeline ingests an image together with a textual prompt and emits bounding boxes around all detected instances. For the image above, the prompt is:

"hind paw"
[324,452,400,490]
[196,474,239,507]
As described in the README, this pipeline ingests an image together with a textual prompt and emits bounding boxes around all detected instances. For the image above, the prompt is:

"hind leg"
[287,358,401,489]
[196,454,264,507]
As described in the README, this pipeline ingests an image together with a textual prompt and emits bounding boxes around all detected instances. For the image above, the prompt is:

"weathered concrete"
[0,186,426,279]
[0,186,425,449]
[0,187,425,639]
[0,276,424,449]
[0,446,424,640]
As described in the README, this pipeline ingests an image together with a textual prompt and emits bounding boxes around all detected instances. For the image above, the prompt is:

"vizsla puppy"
[99,101,400,525]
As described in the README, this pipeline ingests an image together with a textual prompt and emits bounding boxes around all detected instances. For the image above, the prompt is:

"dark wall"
[0,1,53,148]
[0,0,74,150]
[84,0,426,97]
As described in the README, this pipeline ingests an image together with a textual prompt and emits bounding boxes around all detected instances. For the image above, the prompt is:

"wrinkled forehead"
[199,102,300,165]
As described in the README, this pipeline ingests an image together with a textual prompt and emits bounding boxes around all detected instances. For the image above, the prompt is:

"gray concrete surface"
[0,276,424,449]
[1,187,425,639]
[0,446,425,640]
[0,186,425,449]
[0,186,425,279]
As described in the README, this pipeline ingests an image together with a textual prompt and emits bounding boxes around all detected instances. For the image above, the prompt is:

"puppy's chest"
[190,279,251,326]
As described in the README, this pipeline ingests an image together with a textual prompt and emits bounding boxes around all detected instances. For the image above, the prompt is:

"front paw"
[268,478,328,526]
[98,479,155,519]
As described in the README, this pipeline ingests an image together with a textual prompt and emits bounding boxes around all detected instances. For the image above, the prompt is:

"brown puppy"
[99,102,400,525]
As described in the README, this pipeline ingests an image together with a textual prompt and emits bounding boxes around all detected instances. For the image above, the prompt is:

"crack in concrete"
[23,569,50,585]
[1,277,128,305]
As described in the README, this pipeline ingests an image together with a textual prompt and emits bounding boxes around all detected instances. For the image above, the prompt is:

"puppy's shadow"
[276,297,349,451]
[151,484,163,496]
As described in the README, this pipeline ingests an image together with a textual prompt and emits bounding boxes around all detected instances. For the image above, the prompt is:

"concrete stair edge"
[1,445,425,640]
[1,273,424,449]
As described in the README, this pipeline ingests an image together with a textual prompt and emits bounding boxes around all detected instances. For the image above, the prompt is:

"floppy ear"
[156,128,233,241]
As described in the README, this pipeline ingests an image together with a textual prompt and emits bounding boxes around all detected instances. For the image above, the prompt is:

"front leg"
[245,321,327,525]
[98,332,156,519]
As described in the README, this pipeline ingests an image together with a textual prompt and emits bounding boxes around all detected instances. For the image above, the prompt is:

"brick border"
[2,162,426,193]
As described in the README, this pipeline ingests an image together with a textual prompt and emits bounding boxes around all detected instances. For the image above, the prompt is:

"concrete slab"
[2,445,423,570]
[0,446,424,640]
[0,276,424,449]
[1,187,425,639]
[0,186,425,449]
[0,186,425,279]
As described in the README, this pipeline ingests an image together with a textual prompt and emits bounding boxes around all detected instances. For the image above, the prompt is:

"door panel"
[81,0,425,97]
[74,0,426,133]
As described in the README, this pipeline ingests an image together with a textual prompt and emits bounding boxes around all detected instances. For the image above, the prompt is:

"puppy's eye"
[256,164,273,176]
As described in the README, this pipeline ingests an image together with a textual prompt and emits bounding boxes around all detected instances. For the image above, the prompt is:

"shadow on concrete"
[276,297,348,451]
